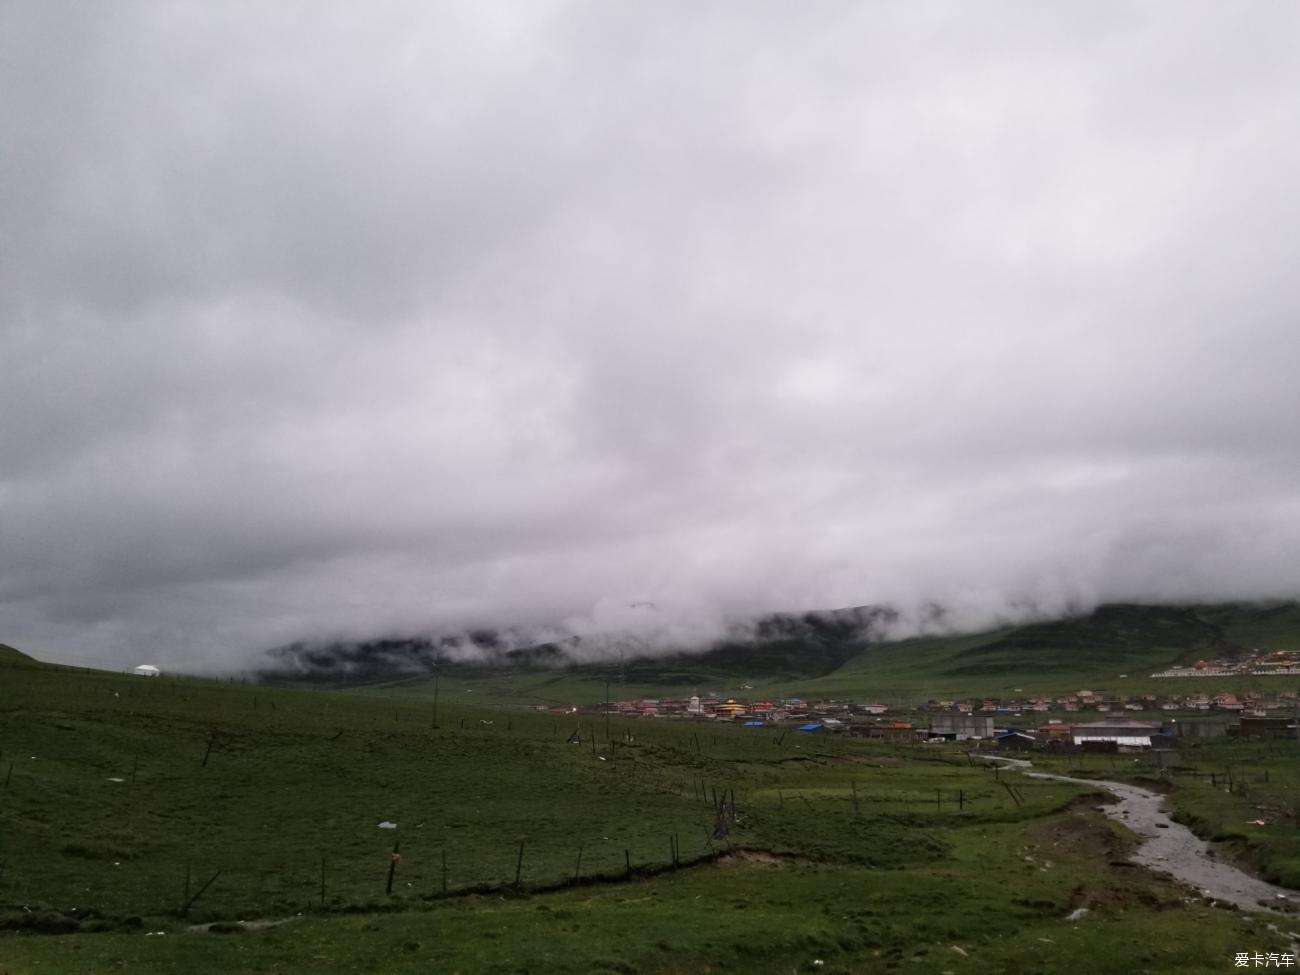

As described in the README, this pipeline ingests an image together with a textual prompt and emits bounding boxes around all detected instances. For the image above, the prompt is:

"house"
[716,700,746,719]
[132,664,161,677]
[1236,717,1300,740]
[929,715,994,741]
[1071,719,1165,749]
[1212,693,1244,712]
[782,699,809,719]
[996,729,1036,751]
[860,703,889,715]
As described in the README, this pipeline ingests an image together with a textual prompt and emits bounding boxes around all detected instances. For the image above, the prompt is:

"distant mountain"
[258,606,893,685]
[255,601,1300,689]
[262,629,520,684]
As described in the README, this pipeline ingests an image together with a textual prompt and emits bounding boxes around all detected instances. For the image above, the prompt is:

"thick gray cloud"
[4,1,1300,667]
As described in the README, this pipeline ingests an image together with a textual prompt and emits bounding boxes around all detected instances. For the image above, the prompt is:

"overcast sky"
[4,2,1300,668]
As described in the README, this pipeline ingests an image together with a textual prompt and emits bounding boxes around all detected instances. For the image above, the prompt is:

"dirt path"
[981,755,1296,913]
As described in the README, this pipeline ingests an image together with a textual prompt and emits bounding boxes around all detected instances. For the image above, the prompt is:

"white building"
[1071,719,1163,748]
[132,664,161,677]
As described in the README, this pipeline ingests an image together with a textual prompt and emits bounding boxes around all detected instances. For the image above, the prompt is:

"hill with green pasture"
[265,601,1300,707]
[3,648,1297,973]
[0,642,37,666]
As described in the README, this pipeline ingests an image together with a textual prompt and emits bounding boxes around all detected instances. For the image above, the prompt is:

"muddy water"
[984,755,1296,913]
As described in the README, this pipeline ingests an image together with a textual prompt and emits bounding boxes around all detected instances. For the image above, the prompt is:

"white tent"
[132,664,161,677]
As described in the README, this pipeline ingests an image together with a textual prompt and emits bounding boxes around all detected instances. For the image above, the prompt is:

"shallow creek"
[982,755,1296,913]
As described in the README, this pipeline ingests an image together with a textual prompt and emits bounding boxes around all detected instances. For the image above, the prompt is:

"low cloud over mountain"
[4,4,1300,669]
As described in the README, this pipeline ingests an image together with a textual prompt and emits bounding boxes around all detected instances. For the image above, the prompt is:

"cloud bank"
[4,2,1300,668]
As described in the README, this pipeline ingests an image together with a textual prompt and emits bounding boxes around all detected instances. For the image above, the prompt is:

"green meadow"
[2,648,1298,973]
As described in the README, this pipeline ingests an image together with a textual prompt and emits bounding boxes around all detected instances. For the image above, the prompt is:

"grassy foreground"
[1,654,1294,973]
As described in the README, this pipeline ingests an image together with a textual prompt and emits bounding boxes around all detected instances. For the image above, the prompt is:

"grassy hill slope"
[0,642,37,665]
[342,602,1300,707]
[3,653,1297,973]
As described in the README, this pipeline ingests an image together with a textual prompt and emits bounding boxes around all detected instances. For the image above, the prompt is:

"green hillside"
[345,602,1300,707]
[789,603,1233,700]
[787,602,1300,701]
[3,654,1295,973]
[0,642,37,665]
[1190,601,1300,651]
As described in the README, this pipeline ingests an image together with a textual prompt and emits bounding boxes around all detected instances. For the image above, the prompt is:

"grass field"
[3,650,1299,973]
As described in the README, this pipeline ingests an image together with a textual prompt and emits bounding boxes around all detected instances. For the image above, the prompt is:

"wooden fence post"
[386,840,400,895]
[180,870,221,917]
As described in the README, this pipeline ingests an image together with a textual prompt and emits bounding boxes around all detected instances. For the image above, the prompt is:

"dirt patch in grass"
[1034,797,1135,862]
[1031,800,1188,914]
[714,849,812,868]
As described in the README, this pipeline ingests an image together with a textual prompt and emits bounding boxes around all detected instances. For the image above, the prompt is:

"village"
[1151,649,1300,678]
[562,685,1300,752]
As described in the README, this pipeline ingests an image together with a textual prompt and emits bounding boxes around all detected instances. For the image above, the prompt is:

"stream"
[981,755,1297,914]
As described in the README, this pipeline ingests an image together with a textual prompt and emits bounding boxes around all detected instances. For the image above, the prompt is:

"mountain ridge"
[255,600,1300,689]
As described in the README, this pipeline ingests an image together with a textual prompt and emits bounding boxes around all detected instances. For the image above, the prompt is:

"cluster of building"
[928,715,1176,751]
[574,690,1300,752]
[591,688,1300,724]
[598,695,888,724]
[1152,650,1300,678]
[932,688,1300,715]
